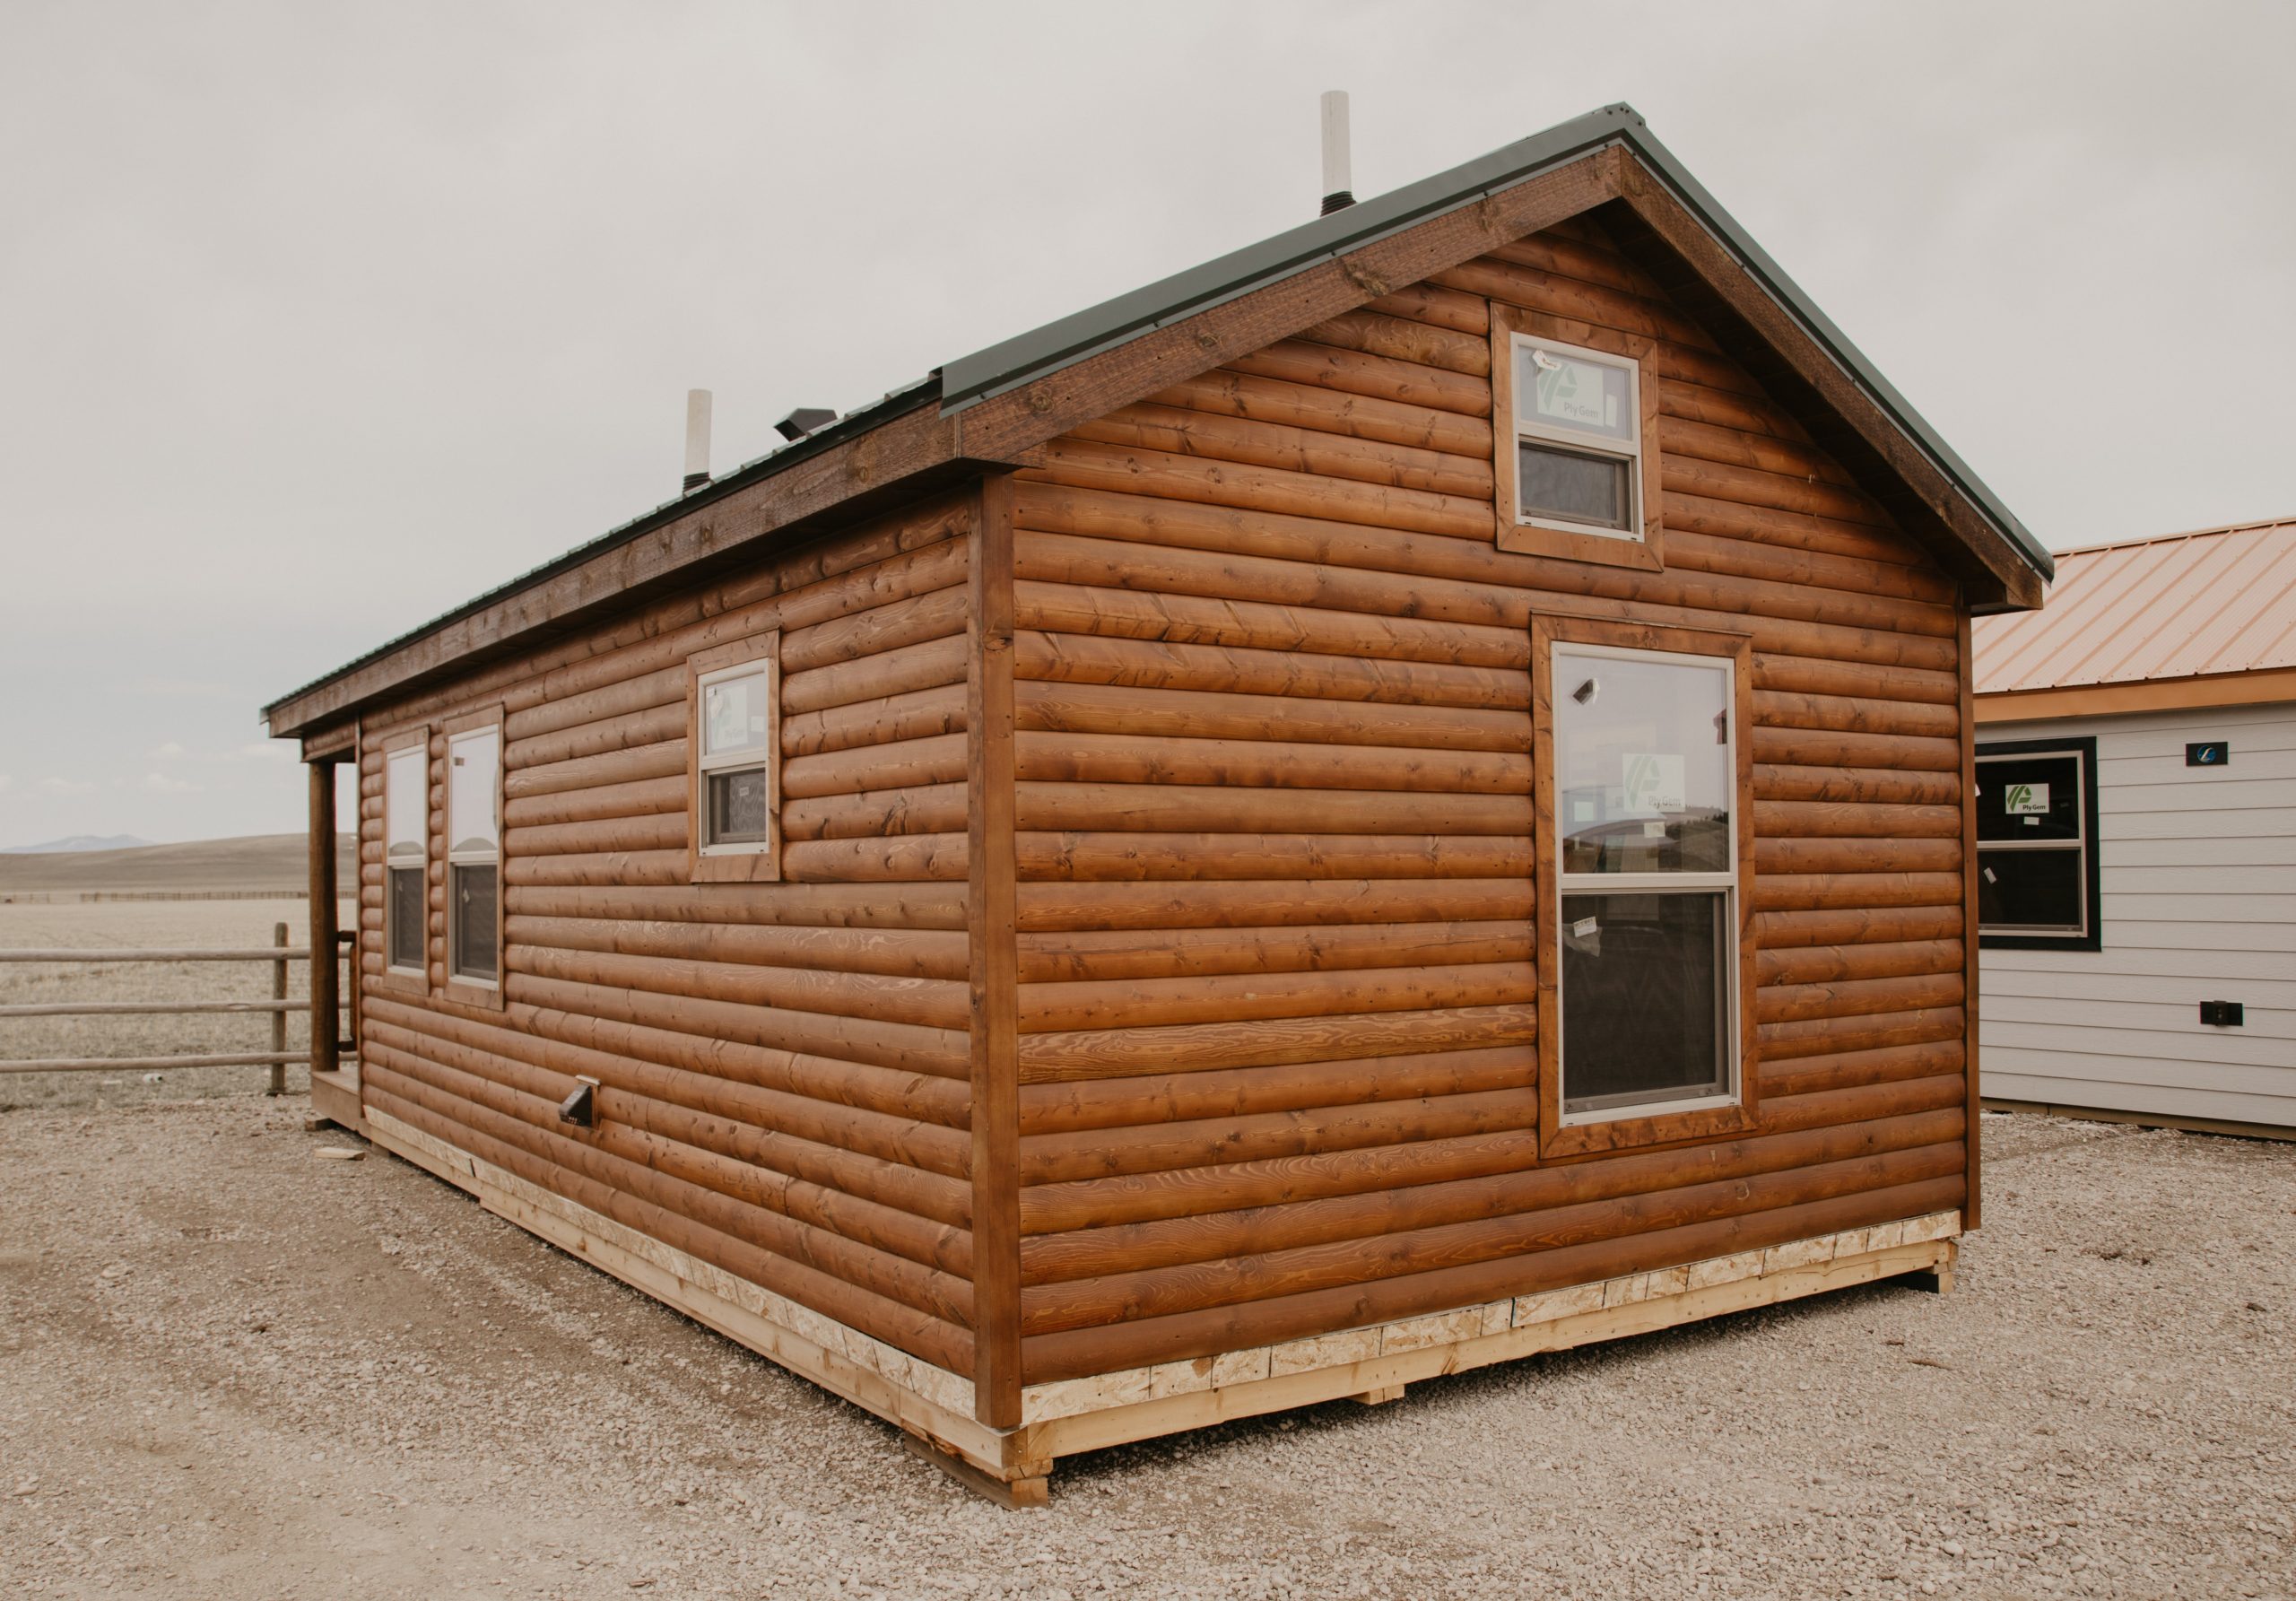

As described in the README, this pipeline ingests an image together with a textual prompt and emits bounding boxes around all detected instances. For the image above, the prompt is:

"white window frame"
[1552,640,1742,1127]
[696,657,776,859]
[384,744,427,978]
[445,725,500,987]
[1976,743,2096,944]
[1509,333,1644,544]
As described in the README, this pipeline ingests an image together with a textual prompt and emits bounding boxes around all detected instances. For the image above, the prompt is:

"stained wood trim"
[441,705,508,1013]
[265,412,1015,737]
[968,475,1023,1428]
[1603,150,2042,610]
[952,156,1623,466]
[1531,614,1760,1162]
[1490,304,1664,573]
[686,631,783,885]
[300,723,356,761]
[1973,667,2296,723]
[373,725,430,1001]
[1957,613,1983,1230]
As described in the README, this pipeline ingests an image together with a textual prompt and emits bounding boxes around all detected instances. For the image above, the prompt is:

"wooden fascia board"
[268,408,1020,737]
[949,153,1623,463]
[1604,152,2044,613]
[1974,667,2296,723]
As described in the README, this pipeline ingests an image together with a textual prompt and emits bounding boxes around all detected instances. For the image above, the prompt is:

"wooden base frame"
[350,1102,1959,1507]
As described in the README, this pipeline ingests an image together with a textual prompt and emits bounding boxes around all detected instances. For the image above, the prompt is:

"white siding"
[1978,700,2296,1128]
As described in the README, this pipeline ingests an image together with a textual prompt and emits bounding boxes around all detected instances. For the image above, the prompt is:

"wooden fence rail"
[0,925,356,1091]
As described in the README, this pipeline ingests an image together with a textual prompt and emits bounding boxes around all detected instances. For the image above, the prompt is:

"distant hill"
[2,833,154,855]
[0,833,356,893]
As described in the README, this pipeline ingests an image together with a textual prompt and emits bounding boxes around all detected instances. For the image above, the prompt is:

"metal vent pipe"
[683,389,712,493]
[1320,91,1355,215]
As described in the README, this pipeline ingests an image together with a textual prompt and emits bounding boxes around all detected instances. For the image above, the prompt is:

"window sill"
[1543,1098,1758,1162]
[692,850,780,885]
[444,976,508,1012]
[1499,518,1664,571]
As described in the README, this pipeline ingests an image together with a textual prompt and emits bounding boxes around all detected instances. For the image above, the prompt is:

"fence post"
[268,922,287,1096]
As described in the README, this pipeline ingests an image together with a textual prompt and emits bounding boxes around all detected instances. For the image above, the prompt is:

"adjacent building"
[1974,517,2295,1135]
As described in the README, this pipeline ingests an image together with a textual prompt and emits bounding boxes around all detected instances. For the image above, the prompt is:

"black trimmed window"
[1976,737,2100,951]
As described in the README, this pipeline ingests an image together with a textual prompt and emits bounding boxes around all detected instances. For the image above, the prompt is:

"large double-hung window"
[384,743,427,977]
[1536,619,1757,1155]
[446,724,501,986]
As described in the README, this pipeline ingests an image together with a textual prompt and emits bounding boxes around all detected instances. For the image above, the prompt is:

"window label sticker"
[1621,753,1685,814]
[2004,780,2050,815]
[1570,916,1599,939]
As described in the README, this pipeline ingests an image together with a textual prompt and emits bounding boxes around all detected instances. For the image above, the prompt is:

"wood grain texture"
[967,477,1023,1427]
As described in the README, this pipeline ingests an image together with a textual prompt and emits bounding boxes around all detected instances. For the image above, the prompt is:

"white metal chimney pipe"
[683,389,713,493]
[1320,91,1354,215]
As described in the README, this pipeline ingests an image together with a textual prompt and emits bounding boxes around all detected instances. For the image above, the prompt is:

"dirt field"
[0,834,354,896]
[2,1097,2291,1601]
[0,901,353,1111]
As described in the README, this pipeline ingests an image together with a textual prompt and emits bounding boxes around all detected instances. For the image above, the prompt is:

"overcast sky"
[2,1,2290,848]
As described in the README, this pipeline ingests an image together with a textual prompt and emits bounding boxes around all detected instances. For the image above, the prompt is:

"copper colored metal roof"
[1974,516,2296,696]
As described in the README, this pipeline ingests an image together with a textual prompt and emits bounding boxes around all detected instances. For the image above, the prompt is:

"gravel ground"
[1,1100,2291,1600]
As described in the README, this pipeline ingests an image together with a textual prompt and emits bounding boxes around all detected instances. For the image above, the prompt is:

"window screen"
[1520,442,1631,532]
[1561,891,1731,1113]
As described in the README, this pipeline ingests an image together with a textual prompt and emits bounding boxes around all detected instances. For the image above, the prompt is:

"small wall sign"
[2186,742,2229,767]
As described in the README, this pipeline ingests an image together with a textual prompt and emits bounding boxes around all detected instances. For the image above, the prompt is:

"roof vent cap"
[776,407,838,441]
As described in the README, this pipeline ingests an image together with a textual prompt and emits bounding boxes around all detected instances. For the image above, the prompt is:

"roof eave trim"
[937,105,1645,414]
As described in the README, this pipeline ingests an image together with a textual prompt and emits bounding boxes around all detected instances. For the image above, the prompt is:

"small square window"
[691,644,779,874]
[1510,335,1642,544]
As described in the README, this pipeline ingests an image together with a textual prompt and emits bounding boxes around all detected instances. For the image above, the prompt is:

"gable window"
[1976,738,2100,951]
[384,742,427,976]
[446,723,501,985]
[1535,618,1758,1159]
[687,631,782,883]
[1514,336,1641,536]
[1490,308,1664,573]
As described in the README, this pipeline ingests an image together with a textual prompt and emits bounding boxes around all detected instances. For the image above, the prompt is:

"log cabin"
[263,103,2054,1505]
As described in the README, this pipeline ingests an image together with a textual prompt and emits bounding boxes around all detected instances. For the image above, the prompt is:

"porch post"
[308,758,340,1078]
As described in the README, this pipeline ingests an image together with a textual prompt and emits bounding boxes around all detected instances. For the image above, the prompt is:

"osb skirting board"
[309,1067,365,1135]
[359,1107,1004,1473]
[358,1106,1957,1498]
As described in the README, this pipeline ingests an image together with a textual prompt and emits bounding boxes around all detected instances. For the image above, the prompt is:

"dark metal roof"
[261,376,942,718]
[942,101,2049,580]
[267,101,2048,724]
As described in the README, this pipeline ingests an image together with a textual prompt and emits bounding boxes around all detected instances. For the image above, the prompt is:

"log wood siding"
[353,491,983,1378]
[1003,213,1970,1385]
[336,210,1977,1411]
